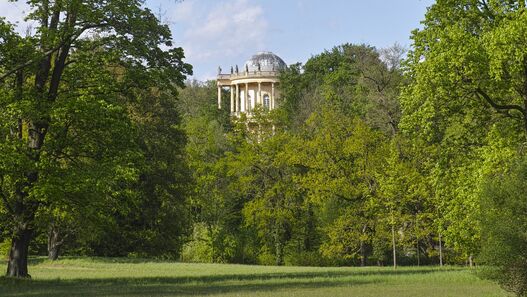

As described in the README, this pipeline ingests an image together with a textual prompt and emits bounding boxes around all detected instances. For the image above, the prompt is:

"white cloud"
[171,0,195,23]
[1,0,267,80]
[170,0,268,79]
[0,1,34,35]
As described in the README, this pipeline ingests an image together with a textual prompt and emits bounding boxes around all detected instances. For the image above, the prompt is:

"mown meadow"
[0,258,509,297]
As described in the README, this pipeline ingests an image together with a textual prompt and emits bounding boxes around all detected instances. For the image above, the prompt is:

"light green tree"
[401,0,527,264]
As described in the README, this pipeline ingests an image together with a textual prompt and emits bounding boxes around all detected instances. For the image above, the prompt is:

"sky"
[1,0,435,80]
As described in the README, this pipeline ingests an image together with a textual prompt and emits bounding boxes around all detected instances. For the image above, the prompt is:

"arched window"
[263,94,270,110]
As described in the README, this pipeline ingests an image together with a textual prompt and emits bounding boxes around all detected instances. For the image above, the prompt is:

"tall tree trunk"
[304,204,315,251]
[523,63,527,138]
[439,232,444,267]
[391,224,397,269]
[274,223,284,266]
[416,216,420,266]
[359,224,368,267]
[416,240,420,266]
[7,172,38,277]
[207,224,215,263]
[275,242,283,266]
[359,240,366,267]
[47,225,63,261]
[6,224,32,278]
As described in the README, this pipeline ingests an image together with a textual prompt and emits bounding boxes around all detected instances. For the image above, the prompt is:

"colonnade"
[217,82,276,113]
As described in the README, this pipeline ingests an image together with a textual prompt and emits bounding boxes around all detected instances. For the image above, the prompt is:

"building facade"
[217,51,286,115]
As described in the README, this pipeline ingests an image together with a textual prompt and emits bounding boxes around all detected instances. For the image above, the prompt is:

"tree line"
[1,1,527,296]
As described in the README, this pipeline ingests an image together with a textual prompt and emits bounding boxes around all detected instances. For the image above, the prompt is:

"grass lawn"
[0,257,510,297]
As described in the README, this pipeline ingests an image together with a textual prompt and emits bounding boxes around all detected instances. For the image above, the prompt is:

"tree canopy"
[0,0,191,277]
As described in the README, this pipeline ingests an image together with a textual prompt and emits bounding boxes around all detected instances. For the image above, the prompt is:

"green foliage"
[200,42,443,268]
[280,45,420,264]
[234,116,308,266]
[284,251,329,267]
[0,238,9,260]
[480,157,527,296]
[400,0,527,267]
[181,223,214,263]
[0,0,191,274]
[178,80,247,264]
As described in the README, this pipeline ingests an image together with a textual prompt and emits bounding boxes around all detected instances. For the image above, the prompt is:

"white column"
[271,82,275,110]
[257,82,262,106]
[235,84,239,113]
[230,85,234,113]
[242,88,245,112]
[217,86,221,109]
[245,83,249,112]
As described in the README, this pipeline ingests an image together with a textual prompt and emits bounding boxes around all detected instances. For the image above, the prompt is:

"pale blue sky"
[1,0,435,80]
[147,0,435,80]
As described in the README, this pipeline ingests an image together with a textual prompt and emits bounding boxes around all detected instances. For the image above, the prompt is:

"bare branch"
[0,47,59,83]
[475,88,526,116]
[0,23,110,83]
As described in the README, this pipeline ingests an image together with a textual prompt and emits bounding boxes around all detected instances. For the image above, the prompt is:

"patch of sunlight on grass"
[0,257,512,297]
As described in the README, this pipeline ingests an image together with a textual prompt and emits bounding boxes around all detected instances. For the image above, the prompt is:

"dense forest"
[2,0,527,296]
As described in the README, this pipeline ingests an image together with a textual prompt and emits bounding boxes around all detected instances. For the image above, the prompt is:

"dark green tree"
[0,0,191,277]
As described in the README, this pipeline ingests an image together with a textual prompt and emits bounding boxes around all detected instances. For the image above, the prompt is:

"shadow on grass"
[0,268,457,297]
[1,277,367,297]
[26,256,175,265]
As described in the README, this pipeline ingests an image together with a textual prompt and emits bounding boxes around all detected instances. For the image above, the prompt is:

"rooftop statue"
[216,51,286,114]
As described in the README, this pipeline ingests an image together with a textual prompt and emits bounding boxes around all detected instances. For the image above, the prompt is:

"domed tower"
[217,51,286,115]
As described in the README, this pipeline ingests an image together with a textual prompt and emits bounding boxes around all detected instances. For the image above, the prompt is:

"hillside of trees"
[2,1,527,296]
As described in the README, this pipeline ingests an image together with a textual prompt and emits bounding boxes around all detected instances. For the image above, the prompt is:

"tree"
[175,80,245,263]
[290,107,387,266]
[403,0,527,138]
[376,138,431,268]
[89,78,191,259]
[0,0,191,277]
[276,43,410,266]
[231,111,308,266]
[184,114,238,263]
[401,0,527,264]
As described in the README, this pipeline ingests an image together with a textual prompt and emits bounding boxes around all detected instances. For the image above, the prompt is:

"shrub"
[180,223,212,263]
[257,251,277,266]
[285,251,332,267]
[0,239,10,260]
[479,157,527,296]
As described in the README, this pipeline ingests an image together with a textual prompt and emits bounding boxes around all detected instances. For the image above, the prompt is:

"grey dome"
[244,51,286,72]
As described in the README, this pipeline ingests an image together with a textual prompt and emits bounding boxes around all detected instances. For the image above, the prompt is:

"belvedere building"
[216,51,286,115]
